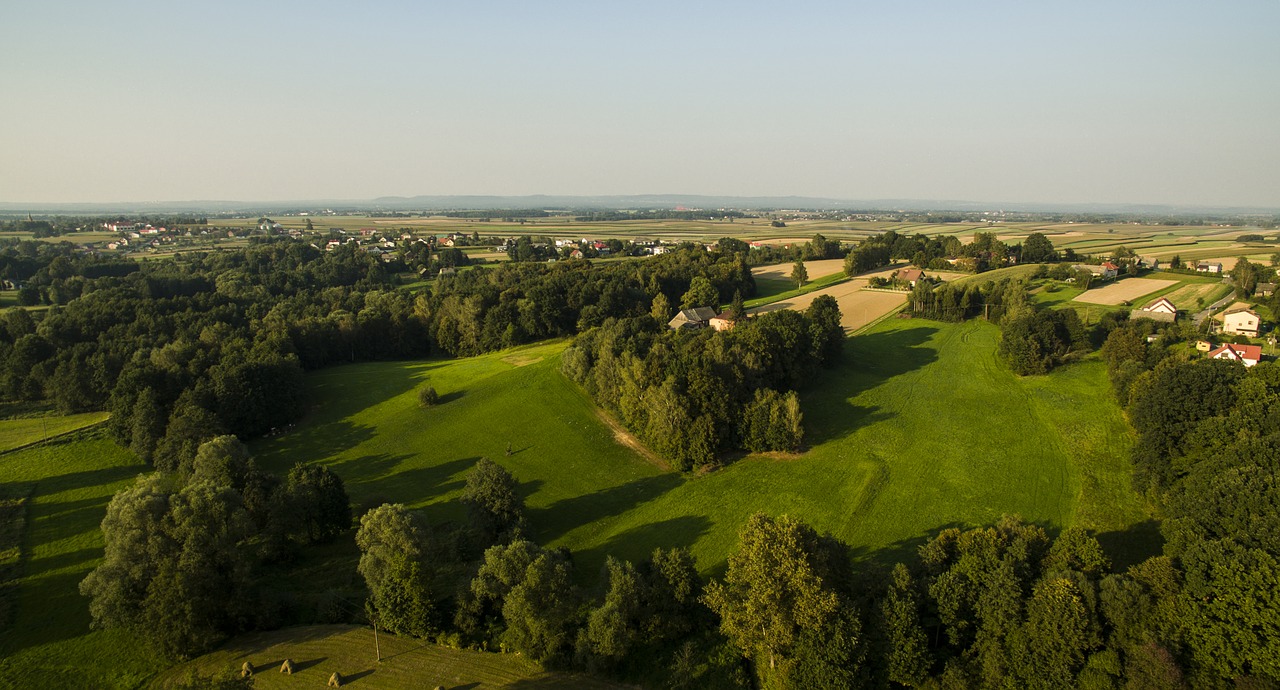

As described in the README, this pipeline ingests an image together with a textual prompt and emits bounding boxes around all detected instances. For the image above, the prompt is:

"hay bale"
[328,671,342,687]
[280,658,295,674]
[240,661,253,678]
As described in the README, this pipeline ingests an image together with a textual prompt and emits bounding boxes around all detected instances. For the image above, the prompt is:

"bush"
[418,386,439,407]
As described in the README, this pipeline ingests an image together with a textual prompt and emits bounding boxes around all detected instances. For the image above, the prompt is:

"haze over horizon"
[4,1,1278,207]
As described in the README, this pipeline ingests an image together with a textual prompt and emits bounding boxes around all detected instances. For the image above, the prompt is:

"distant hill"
[0,194,1276,216]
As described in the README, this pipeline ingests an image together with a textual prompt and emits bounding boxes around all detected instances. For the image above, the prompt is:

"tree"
[729,289,746,321]
[577,557,643,667]
[680,276,719,309]
[703,513,842,679]
[80,474,256,659]
[190,435,253,489]
[283,463,351,543]
[1021,233,1058,263]
[806,294,843,366]
[461,457,526,545]
[650,291,672,322]
[417,385,439,407]
[791,260,808,289]
[881,563,931,686]
[355,503,434,637]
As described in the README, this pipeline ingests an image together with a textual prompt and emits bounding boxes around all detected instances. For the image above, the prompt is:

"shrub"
[418,386,439,407]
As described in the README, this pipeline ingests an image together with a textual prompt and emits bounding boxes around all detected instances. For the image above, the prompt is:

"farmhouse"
[1257,282,1276,297]
[1221,308,1261,337]
[709,312,737,331]
[1207,343,1262,367]
[1129,297,1178,323]
[1196,262,1224,274]
[896,268,925,287]
[667,307,718,331]
[1074,263,1118,280]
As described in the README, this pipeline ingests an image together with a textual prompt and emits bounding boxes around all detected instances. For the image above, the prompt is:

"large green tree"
[355,503,434,637]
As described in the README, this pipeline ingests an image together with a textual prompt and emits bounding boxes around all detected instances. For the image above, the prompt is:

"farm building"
[1130,297,1178,323]
[1221,308,1261,337]
[1257,282,1276,297]
[896,268,925,286]
[668,307,718,331]
[1074,263,1118,280]
[1208,343,1262,367]
[1196,262,1224,274]
[709,312,738,331]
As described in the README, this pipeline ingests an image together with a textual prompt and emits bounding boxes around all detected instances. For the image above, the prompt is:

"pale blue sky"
[3,1,1277,206]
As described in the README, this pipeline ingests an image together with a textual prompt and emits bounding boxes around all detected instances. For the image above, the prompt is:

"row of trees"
[562,297,843,470]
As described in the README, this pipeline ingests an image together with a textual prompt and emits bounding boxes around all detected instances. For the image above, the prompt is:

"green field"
[153,625,624,689]
[252,318,1153,578]
[746,270,850,307]
[0,318,1155,687]
[0,431,164,688]
[0,411,110,453]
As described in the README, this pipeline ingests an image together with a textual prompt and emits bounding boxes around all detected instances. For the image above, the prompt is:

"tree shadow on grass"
[571,515,713,586]
[254,419,378,474]
[350,456,480,514]
[528,474,685,545]
[1096,519,1164,570]
[802,324,940,445]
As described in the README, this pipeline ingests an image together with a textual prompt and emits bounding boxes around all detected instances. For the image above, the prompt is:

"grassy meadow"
[0,430,164,689]
[0,411,110,453]
[252,318,1153,580]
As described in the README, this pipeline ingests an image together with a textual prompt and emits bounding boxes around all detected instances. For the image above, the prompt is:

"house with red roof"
[1207,343,1262,367]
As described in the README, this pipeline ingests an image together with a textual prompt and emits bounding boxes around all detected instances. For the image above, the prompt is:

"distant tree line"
[562,296,843,470]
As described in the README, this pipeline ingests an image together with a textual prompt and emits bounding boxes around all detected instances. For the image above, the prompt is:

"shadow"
[254,419,377,474]
[1096,519,1164,570]
[449,684,480,690]
[291,656,327,672]
[435,390,465,405]
[800,324,940,445]
[528,473,685,544]
[507,445,533,456]
[335,452,414,482]
[343,668,376,683]
[571,515,713,586]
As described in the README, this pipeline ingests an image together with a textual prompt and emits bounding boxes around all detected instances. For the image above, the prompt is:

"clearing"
[1073,278,1179,305]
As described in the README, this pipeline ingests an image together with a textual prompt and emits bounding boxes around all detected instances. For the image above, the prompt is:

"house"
[667,307,719,331]
[569,249,584,259]
[1207,343,1262,367]
[1195,340,1213,352]
[1221,308,1261,336]
[896,268,925,287]
[1130,297,1178,323]
[1074,263,1117,280]
[709,312,738,331]
[1196,262,1224,274]
[1257,282,1276,297]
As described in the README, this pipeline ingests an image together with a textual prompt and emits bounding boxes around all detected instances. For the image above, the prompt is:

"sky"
[2,1,1278,207]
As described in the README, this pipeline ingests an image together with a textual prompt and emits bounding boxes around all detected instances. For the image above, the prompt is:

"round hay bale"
[328,671,342,687]
[240,661,254,678]
[280,658,295,674]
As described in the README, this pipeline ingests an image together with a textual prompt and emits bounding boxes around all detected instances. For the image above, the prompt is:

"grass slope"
[151,625,626,689]
[257,319,1152,580]
[0,430,164,688]
[0,411,110,453]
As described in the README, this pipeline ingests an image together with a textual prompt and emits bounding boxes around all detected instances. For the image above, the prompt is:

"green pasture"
[253,318,1153,580]
[0,412,110,453]
[0,431,163,688]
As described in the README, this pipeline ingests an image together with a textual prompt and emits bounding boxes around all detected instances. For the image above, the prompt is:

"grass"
[151,625,625,689]
[254,319,1153,580]
[746,270,850,307]
[0,429,164,688]
[0,411,110,453]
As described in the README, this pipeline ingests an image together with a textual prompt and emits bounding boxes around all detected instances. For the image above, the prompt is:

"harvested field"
[752,258,846,282]
[751,264,906,331]
[1073,278,1178,306]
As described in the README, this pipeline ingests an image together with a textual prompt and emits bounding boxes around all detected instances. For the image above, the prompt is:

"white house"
[1208,343,1261,367]
[1130,297,1178,323]
[1221,309,1261,337]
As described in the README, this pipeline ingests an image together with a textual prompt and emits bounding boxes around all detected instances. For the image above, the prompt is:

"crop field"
[1160,282,1234,312]
[752,258,846,284]
[1073,278,1179,305]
